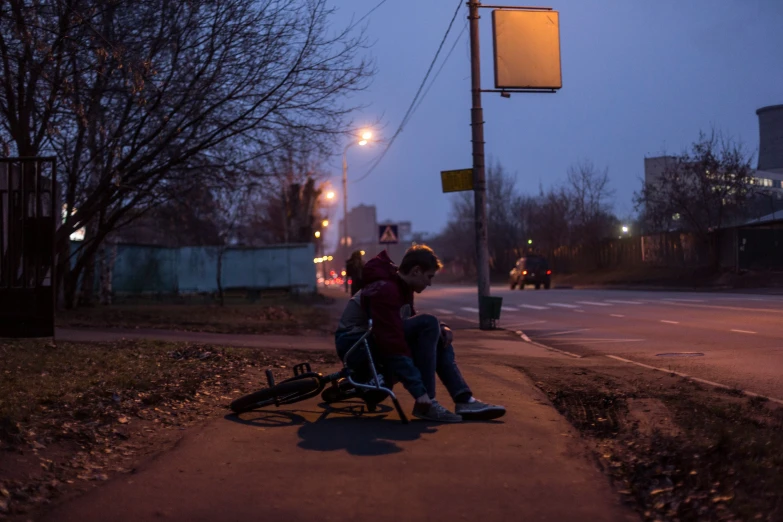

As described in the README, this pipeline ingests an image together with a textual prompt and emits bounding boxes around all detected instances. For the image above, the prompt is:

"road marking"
[548,303,578,308]
[434,308,454,315]
[610,314,625,318]
[501,306,518,312]
[576,301,612,307]
[538,328,591,337]
[550,338,645,343]
[606,355,783,406]
[518,304,549,310]
[664,302,783,314]
[730,329,757,334]
[605,300,643,305]
[663,298,705,303]
[460,307,480,313]
[660,320,679,324]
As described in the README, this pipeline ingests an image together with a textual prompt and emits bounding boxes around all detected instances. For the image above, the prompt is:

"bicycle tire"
[230,378,319,413]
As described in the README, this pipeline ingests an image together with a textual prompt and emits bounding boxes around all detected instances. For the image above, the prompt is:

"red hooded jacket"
[359,250,415,357]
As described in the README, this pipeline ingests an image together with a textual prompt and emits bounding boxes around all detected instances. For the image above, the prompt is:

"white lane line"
[577,301,612,307]
[550,338,645,343]
[538,328,591,337]
[610,314,625,318]
[606,355,783,406]
[663,298,705,303]
[501,306,518,312]
[730,329,757,334]
[605,300,643,305]
[518,304,549,310]
[548,303,578,308]
[660,320,680,324]
[460,307,480,313]
[434,308,454,315]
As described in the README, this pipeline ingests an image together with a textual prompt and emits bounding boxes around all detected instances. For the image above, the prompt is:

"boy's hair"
[399,244,443,274]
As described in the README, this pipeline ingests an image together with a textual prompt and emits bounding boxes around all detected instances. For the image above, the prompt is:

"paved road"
[416,285,783,401]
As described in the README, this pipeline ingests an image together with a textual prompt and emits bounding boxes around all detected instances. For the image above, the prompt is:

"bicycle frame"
[338,320,409,423]
[256,320,408,423]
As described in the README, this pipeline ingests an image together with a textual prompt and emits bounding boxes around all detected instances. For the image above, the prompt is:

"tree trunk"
[79,249,97,307]
[99,240,117,305]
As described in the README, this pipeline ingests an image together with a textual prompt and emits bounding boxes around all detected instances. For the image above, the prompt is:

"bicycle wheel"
[230,378,319,413]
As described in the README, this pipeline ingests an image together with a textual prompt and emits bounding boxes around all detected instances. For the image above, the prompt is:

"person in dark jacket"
[334,245,506,423]
[345,250,364,296]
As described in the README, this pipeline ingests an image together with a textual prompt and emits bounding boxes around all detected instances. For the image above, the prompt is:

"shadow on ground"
[224,403,437,456]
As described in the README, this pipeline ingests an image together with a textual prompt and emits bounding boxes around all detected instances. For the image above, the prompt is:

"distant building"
[338,204,377,248]
[644,104,783,195]
[327,206,419,274]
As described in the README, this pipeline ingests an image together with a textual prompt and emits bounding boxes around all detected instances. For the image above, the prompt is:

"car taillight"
[348,278,353,285]
[546,270,552,275]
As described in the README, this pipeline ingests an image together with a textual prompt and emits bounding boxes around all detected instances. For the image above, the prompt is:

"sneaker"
[455,399,506,421]
[412,400,462,423]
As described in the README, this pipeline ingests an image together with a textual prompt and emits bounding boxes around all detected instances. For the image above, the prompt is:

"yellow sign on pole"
[440,169,474,193]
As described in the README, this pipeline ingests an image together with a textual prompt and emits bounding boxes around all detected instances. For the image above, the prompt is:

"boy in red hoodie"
[335,245,506,422]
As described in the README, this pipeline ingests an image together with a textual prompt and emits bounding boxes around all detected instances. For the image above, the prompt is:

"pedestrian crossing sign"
[378,224,399,244]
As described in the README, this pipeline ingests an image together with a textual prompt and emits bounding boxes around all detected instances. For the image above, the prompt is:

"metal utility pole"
[342,148,349,293]
[468,0,492,330]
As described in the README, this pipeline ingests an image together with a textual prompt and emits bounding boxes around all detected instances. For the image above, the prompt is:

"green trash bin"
[479,296,503,329]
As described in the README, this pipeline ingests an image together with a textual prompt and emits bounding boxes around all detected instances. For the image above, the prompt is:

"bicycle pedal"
[293,362,312,376]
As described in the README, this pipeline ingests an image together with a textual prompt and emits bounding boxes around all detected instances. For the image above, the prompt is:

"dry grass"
[515,360,783,522]
[0,338,338,519]
[56,293,336,335]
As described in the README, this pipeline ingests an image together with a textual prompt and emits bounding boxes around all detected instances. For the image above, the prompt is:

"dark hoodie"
[335,250,413,356]
[334,250,426,398]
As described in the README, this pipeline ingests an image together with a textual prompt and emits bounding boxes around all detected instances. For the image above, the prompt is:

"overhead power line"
[352,0,464,184]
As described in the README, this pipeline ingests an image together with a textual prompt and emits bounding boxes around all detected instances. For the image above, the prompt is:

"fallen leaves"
[0,338,339,519]
[519,363,783,522]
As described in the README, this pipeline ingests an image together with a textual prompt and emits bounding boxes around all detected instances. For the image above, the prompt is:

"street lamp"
[326,191,335,200]
[342,129,375,257]
[322,219,329,228]
[622,225,629,233]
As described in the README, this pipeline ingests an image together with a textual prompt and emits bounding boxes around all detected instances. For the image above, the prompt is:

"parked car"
[509,255,552,290]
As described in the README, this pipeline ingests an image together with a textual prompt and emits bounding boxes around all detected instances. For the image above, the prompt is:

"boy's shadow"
[225,402,437,457]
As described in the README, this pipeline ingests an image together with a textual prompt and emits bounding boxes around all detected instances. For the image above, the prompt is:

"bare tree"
[634,131,755,265]
[2,0,373,307]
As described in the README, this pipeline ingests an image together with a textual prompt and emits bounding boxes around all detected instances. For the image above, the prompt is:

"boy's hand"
[441,325,453,345]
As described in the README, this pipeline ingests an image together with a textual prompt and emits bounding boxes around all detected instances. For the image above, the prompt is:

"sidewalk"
[42,330,637,522]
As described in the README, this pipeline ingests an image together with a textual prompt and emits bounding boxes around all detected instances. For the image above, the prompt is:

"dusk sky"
[323,0,782,247]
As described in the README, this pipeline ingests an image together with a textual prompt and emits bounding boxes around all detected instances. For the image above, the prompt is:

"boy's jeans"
[403,314,471,401]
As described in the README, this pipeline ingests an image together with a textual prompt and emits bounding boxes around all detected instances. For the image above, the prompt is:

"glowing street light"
[326,191,335,200]
[342,128,377,258]
[622,225,629,233]
[314,231,321,238]
[322,219,329,227]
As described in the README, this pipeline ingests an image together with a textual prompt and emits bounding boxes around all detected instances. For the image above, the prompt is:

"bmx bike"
[229,321,409,423]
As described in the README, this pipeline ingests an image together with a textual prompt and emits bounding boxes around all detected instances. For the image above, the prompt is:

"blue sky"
[323,0,783,247]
